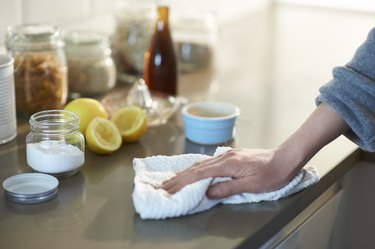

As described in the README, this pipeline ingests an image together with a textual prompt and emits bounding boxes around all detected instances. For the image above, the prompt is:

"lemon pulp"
[85,117,122,154]
[111,106,147,143]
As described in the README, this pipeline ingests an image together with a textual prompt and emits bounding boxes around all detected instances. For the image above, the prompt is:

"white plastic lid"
[2,173,59,204]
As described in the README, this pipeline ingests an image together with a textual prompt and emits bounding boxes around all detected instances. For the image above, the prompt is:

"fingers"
[160,148,288,199]
[207,178,252,199]
[162,154,230,194]
[207,176,287,199]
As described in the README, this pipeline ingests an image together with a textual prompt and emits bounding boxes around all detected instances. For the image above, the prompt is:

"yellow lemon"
[111,106,147,143]
[64,98,108,134]
[85,117,122,154]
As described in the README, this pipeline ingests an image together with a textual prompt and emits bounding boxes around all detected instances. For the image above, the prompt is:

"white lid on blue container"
[2,173,59,204]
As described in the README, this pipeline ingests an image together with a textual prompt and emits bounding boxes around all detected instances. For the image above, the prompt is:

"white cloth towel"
[132,147,320,220]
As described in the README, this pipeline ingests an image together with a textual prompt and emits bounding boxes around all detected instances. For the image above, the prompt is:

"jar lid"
[64,30,108,46]
[64,30,111,57]
[6,23,63,51]
[115,1,156,20]
[2,173,59,204]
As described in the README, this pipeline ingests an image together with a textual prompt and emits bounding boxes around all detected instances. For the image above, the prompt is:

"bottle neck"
[156,6,169,31]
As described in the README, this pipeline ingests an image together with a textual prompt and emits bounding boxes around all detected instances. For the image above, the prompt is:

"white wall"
[0,0,117,47]
[279,0,375,12]
[1,0,372,50]
[0,0,271,49]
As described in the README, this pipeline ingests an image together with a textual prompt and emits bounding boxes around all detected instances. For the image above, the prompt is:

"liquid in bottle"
[144,5,177,96]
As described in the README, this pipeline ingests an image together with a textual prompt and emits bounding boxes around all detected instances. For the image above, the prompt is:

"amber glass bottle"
[144,5,177,96]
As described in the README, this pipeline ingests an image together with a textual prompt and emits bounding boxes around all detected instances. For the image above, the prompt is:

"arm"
[163,27,375,198]
[317,27,375,151]
[277,103,349,180]
[163,103,349,199]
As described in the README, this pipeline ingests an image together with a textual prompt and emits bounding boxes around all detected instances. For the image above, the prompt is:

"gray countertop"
[1,4,374,249]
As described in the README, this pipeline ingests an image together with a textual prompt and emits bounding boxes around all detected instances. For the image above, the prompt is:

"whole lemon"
[64,98,109,134]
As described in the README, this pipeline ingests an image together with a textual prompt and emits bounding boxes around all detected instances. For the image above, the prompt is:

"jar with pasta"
[5,23,68,115]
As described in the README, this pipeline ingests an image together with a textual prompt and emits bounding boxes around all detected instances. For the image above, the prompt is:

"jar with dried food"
[64,31,116,97]
[172,10,218,73]
[113,0,156,84]
[6,23,68,115]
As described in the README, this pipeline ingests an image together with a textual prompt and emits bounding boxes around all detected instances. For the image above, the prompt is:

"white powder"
[26,140,84,174]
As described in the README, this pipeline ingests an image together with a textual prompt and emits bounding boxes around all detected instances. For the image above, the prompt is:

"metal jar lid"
[2,173,59,204]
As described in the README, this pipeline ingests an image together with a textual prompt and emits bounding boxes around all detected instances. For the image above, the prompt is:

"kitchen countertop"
[1,4,374,249]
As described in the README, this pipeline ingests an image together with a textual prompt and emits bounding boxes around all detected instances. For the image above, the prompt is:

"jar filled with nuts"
[5,23,68,115]
[64,31,116,97]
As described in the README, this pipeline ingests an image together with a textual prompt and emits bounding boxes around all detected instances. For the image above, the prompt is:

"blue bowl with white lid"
[181,101,240,145]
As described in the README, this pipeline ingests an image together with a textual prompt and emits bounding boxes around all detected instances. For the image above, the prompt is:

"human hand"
[162,103,350,199]
[162,148,295,199]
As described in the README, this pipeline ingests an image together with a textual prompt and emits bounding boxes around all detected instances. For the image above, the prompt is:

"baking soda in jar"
[26,110,85,177]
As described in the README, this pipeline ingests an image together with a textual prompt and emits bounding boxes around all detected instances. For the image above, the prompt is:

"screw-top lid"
[2,173,59,204]
[6,23,63,51]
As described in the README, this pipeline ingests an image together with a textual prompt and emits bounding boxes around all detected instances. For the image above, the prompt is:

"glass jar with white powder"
[26,110,85,177]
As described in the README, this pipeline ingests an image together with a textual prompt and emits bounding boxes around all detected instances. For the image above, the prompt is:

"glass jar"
[5,23,68,115]
[64,31,116,97]
[172,10,219,73]
[26,110,85,178]
[113,0,156,84]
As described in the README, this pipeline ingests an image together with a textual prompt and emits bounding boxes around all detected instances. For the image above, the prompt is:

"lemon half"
[111,106,147,143]
[64,98,109,134]
[85,117,122,154]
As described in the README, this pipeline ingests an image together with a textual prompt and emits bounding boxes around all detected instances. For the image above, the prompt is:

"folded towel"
[132,147,320,220]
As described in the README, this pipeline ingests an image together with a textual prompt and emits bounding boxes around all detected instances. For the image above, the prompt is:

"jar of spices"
[112,0,156,84]
[26,110,85,178]
[64,31,116,97]
[5,23,68,115]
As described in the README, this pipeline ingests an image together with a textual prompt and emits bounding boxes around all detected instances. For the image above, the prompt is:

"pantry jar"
[5,23,68,115]
[172,10,219,73]
[64,31,116,97]
[26,110,85,178]
[112,0,156,84]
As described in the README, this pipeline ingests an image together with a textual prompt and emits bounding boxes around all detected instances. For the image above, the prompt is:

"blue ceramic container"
[182,101,240,145]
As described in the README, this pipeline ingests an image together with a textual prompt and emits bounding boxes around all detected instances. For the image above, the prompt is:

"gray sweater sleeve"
[315,27,375,152]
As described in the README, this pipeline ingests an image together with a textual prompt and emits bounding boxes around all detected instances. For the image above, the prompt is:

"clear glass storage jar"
[26,110,85,178]
[5,23,68,115]
[112,0,156,83]
[64,31,116,97]
[172,10,219,73]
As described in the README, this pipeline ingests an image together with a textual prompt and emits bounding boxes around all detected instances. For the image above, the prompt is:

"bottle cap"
[2,173,59,204]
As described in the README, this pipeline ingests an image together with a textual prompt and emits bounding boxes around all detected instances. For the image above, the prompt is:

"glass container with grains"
[112,0,156,84]
[172,9,219,73]
[6,23,68,115]
[64,31,116,97]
